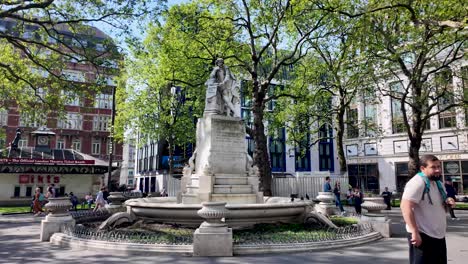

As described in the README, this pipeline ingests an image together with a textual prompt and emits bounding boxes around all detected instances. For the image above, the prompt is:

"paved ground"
[1,208,467,264]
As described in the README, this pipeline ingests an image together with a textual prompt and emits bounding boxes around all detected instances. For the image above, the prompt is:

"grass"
[0,206,31,214]
[330,216,359,226]
[0,203,95,214]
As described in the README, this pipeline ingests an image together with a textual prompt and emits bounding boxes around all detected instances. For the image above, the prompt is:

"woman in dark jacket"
[445,178,458,220]
[353,188,363,215]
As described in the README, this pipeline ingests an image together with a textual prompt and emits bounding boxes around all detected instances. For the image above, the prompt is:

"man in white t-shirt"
[401,155,456,264]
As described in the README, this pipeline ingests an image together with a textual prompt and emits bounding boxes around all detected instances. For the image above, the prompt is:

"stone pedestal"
[361,197,387,214]
[361,213,392,238]
[40,197,75,242]
[193,202,233,256]
[315,192,335,216]
[182,115,262,204]
[106,192,126,213]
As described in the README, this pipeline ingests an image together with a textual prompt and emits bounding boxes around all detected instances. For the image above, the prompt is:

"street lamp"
[107,86,116,190]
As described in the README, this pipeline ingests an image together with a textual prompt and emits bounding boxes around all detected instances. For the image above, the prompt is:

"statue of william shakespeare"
[204,58,240,117]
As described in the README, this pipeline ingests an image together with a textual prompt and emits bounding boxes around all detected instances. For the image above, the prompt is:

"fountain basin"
[125,197,314,228]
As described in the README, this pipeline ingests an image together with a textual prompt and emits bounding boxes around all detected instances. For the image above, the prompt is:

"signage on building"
[445,161,459,174]
[0,158,94,165]
[18,175,60,184]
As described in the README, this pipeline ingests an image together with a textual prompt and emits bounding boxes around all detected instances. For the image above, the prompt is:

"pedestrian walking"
[401,154,456,264]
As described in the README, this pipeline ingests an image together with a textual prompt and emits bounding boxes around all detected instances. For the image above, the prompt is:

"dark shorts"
[407,232,446,264]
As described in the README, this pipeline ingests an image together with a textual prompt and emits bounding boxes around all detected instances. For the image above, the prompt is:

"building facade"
[0,20,122,203]
[344,62,468,194]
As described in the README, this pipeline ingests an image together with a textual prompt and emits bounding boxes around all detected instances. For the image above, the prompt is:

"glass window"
[0,109,7,126]
[269,128,285,172]
[62,70,85,82]
[364,91,378,137]
[390,81,406,134]
[94,93,113,109]
[19,112,46,128]
[14,186,21,197]
[319,124,334,172]
[18,139,28,148]
[62,90,81,106]
[93,115,111,131]
[57,112,83,130]
[346,108,359,138]
[72,140,81,152]
[437,70,456,128]
[92,139,101,155]
[26,186,32,197]
[56,139,65,149]
[348,164,379,193]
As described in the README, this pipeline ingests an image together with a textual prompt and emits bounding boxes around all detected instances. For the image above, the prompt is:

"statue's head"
[215,58,224,66]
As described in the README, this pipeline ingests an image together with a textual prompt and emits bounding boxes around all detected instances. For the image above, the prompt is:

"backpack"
[418,172,447,205]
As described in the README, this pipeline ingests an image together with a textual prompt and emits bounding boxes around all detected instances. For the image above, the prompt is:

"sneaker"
[451,217,459,220]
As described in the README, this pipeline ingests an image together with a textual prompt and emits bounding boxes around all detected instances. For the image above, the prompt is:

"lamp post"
[107,86,116,190]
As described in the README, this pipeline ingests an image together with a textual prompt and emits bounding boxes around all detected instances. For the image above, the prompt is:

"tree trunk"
[252,97,272,196]
[335,108,347,173]
[408,136,422,179]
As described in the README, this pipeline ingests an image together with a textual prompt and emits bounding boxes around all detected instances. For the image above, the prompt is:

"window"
[437,69,455,128]
[19,112,46,128]
[62,90,81,106]
[269,128,285,172]
[25,186,32,197]
[62,70,85,82]
[72,140,81,152]
[0,109,7,126]
[13,186,20,197]
[18,139,28,148]
[93,115,111,131]
[94,93,113,109]
[92,139,101,155]
[348,164,379,192]
[390,82,405,134]
[57,112,83,130]
[318,124,334,172]
[56,139,65,149]
[346,108,359,138]
[363,91,377,137]
[96,75,116,86]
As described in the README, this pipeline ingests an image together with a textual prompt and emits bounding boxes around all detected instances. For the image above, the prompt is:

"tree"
[202,0,336,195]
[0,0,163,116]
[356,1,467,176]
[269,12,373,174]
[114,3,229,174]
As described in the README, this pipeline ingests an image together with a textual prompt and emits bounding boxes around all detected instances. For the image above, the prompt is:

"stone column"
[40,197,75,242]
[360,197,391,238]
[315,192,336,216]
[193,202,232,256]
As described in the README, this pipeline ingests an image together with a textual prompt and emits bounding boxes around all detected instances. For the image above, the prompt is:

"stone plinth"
[193,202,233,256]
[106,192,126,213]
[361,197,387,214]
[182,115,262,204]
[315,192,335,216]
[361,213,392,238]
[40,197,75,241]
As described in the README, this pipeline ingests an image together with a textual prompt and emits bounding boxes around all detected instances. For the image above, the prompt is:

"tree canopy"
[0,0,164,117]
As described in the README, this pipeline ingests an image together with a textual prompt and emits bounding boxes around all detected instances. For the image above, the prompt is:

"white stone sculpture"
[205,58,240,117]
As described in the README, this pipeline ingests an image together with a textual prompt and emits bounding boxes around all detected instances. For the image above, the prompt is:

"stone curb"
[50,233,193,256]
[233,232,383,255]
[50,231,382,256]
